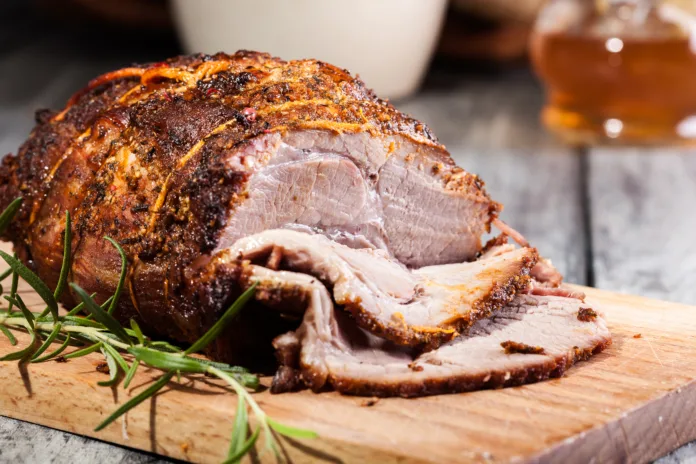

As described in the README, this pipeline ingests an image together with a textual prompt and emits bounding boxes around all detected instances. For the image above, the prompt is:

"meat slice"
[224,229,537,349]
[250,266,610,397]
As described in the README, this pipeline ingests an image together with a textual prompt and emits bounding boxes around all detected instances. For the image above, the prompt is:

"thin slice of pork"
[226,229,538,349]
[491,219,564,287]
[247,266,610,397]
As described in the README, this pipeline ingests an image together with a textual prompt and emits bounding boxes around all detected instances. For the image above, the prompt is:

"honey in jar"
[530,0,696,145]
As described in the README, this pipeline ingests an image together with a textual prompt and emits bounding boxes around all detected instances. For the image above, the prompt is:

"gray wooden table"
[0,7,695,464]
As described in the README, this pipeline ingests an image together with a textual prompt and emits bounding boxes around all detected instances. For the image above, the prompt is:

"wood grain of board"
[0,243,694,463]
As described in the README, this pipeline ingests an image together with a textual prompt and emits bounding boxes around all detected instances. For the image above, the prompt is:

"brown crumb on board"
[180,443,190,453]
[501,341,545,355]
[55,356,67,363]
[577,307,598,322]
[361,398,380,407]
[633,333,642,339]
[95,362,110,374]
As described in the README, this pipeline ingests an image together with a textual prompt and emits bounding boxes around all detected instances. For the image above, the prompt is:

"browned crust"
[343,249,538,350]
[577,307,598,322]
[501,340,545,355]
[270,366,306,394]
[479,233,509,256]
[304,337,612,398]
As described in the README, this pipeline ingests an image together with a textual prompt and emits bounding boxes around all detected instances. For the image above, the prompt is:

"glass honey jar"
[530,0,696,145]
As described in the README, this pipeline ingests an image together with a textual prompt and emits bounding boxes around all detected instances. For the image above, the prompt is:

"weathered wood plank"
[587,149,696,304]
[0,416,160,464]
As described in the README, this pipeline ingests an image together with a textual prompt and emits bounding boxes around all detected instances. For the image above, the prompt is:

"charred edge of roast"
[270,366,306,394]
[314,339,611,398]
[342,249,538,351]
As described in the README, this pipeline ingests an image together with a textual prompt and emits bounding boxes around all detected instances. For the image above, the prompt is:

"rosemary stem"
[0,318,132,351]
[208,366,275,451]
[207,366,265,419]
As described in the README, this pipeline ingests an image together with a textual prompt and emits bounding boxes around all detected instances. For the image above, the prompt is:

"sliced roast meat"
[248,266,610,397]
[526,284,586,301]
[224,229,537,349]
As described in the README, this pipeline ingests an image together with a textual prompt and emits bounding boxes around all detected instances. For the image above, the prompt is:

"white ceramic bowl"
[171,0,448,99]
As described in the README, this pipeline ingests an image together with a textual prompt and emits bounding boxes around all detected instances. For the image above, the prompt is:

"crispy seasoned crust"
[501,340,545,355]
[577,307,598,322]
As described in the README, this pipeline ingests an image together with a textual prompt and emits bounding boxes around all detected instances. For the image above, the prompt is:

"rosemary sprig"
[0,198,317,462]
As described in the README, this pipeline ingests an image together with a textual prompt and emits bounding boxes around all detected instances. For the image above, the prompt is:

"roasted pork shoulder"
[0,51,610,396]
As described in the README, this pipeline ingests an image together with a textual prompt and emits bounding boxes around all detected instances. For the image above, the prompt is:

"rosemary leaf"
[31,323,62,360]
[123,359,140,389]
[267,418,318,439]
[171,356,250,374]
[7,267,18,312]
[53,211,72,301]
[0,198,22,235]
[228,395,248,457]
[0,330,36,361]
[207,366,278,453]
[129,346,209,373]
[0,325,17,345]
[65,298,87,317]
[128,347,258,388]
[65,294,111,317]
[224,426,260,464]
[94,371,175,432]
[0,250,58,320]
[4,295,35,331]
[147,341,182,352]
[0,267,13,282]
[184,283,257,355]
[64,342,103,360]
[61,316,105,329]
[98,347,120,387]
[104,237,127,316]
[101,342,129,373]
[70,283,132,345]
[130,319,144,345]
[32,333,71,363]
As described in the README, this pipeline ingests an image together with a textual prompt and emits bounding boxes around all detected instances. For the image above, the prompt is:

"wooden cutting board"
[0,245,695,463]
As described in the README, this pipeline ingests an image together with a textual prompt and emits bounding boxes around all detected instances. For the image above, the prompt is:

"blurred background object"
[438,0,544,62]
[530,0,696,146]
[171,0,449,99]
[39,0,171,29]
